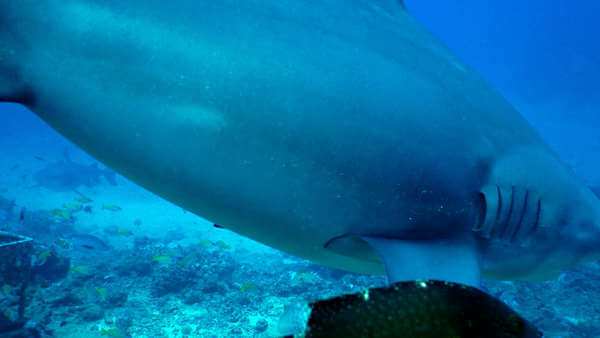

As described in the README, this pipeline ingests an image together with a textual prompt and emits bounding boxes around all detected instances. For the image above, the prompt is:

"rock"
[277,303,306,336]
[50,293,83,307]
[236,295,251,306]
[32,254,70,282]
[255,319,268,333]
[182,290,202,305]
[151,266,196,298]
[133,236,152,249]
[181,325,192,335]
[81,305,104,322]
[116,315,134,331]
[106,291,128,308]
[201,282,227,295]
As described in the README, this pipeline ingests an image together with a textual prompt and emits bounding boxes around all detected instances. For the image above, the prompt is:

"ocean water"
[0,1,598,337]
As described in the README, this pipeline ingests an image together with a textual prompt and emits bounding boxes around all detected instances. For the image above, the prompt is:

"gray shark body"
[1,0,599,287]
[33,159,116,192]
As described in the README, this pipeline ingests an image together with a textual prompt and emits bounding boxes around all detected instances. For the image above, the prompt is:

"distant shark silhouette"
[1,1,599,288]
[31,156,117,192]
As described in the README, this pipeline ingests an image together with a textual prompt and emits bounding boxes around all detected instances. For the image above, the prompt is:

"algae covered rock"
[80,304,104,322]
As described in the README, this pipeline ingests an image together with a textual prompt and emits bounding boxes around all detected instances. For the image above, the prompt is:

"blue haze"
[407,0,600,182]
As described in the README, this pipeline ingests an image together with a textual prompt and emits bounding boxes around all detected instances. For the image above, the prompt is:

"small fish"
[9,164,19,170]
[215,240,231,249]
[69,265,90,274]
[296,272,317,281]
[240,282,259,292]
[197,239,212,247]
[66,233,109,250]
[19,208,25,221]
[304,280,541,338]
[101,327,127,338]
[74,196,93,203]
[50,209,71,219]
[63,203,83,212]
[114,228,132,236]
[34,155,45,161]
[178,253,196,266]
[38,249,52,261]
[102,204,122,212]
[1,284,13,296]
[94,286,108,302]
[3,309,12,320]
[213,223,225,229]
[152,255,172,264]
[55,238,72,249]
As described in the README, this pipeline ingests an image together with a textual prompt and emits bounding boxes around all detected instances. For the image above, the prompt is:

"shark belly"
[4,1,600,284]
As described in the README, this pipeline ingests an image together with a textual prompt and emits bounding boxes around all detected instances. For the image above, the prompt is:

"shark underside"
[1,0,599,288]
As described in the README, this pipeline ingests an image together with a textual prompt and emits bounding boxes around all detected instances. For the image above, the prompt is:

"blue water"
[0,1,598,337]
[407,0,600,183]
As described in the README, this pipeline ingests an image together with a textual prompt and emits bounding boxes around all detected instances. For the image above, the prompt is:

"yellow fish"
[94,286,107,301]
[1,284,13,296]
[3,309,12,320]
[102,204,122,212]
[152,255,172,264]
[50,209,71,218]
[178,253,196,266]
[240,282,259,292]
[62,203,82,212]
[70,265,90,274]
[74,196,93,203]
[115,228,132,236]
[215,240,231,250]
[55,238,72,249]
[101,328,127,338]
[38,249,52,261]
[197,239,212,247]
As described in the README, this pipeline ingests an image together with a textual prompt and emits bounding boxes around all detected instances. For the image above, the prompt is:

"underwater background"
[0,1,598,337]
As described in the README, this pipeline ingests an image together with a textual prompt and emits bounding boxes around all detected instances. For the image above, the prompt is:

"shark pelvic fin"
[361,235,481,288]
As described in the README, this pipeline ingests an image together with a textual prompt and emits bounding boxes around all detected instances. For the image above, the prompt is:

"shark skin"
[1,1,599,287]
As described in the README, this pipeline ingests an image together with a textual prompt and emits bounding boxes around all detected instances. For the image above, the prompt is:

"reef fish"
[64,233,110,251]
[304,280,542,337]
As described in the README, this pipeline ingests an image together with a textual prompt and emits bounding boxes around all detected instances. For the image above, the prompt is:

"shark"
[31,156,117,192]
[1,0,599,289]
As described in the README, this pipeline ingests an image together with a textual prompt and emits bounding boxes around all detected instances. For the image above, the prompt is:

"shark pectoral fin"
[361,235,481,288]
[323,234,380,263]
